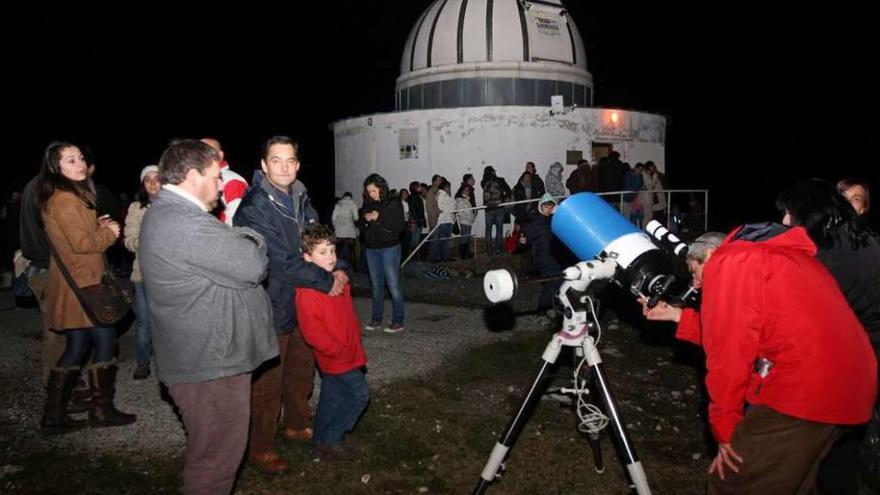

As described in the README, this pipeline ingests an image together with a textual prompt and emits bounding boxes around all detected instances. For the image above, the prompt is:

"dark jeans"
[313,369,370,445]
[484,208,505,256]
[58,326,116,366]
[430,223,453,262]
[336,239,356,270]
[459,224,473,257]
[133,282,152,366]
[409,227,423,254]
[538,277,563,312]
[365,245,404,324]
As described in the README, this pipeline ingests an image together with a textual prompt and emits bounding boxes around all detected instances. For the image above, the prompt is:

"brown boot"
[67,373,92,413]
[249,450,289,475]
[41,366,87,434]
[88,360,137,427]
[283,426,314,441]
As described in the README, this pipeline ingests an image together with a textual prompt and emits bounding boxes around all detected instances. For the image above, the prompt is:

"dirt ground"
[1,253,720,494]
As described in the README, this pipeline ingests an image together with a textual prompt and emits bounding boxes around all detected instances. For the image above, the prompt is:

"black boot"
[88,360,137,427]
[41,367,87,434]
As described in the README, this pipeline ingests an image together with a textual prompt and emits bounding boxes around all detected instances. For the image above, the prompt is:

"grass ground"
[4,322,710,495]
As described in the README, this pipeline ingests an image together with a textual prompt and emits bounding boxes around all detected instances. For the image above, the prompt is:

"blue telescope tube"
[551,193,640,261]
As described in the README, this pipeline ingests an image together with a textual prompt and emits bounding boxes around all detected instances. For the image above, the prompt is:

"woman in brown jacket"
[38,141,136,433]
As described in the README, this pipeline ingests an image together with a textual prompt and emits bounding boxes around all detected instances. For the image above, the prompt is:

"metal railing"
[401,189,709,267]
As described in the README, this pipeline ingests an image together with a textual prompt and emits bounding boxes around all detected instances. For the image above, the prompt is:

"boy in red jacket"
[296,225,369,459]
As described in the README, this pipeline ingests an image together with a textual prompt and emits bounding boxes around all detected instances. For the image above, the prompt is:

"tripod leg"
[588,432,605,474]
[574,346,605,474]
[473,337,563,495]
[590,361,652,495]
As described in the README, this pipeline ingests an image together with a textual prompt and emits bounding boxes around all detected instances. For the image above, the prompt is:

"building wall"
[333,106,665,237]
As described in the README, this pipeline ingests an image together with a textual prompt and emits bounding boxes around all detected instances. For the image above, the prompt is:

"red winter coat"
[678,225,877,443]
[295,284,367,375]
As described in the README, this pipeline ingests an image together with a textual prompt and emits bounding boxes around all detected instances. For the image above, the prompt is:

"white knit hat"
[140,165,159,183]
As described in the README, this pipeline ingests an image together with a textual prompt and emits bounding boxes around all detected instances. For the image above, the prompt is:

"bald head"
[199,138,224,162]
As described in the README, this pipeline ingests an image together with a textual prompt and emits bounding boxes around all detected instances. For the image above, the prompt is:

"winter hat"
[539,192,557,206]
[140,165,159,183]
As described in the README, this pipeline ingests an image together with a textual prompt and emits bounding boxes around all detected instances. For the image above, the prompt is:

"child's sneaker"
[364,321,382,331]
[312,442,358,462]
[384,323,405,334]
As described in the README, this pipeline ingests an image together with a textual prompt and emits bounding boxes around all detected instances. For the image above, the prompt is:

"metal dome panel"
[400,0,587,75]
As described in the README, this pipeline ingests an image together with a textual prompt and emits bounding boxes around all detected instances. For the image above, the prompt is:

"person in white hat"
[124,164,160,379]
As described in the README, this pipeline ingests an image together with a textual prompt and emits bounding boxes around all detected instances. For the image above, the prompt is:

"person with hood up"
[525,193,566,327]
[544,162,566,198]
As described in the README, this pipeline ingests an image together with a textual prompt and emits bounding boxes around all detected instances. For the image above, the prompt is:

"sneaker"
[364,321,382,331]
[384,323,405,334]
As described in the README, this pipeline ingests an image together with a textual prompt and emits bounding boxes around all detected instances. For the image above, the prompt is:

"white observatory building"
[333,0,666,230]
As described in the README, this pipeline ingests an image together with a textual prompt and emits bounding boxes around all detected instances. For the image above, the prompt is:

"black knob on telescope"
[647,275,676,308]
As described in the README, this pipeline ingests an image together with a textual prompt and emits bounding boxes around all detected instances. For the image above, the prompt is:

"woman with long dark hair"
[837,177,870,217]
[124,165,160,379]
[777,178,880,494]
[432,178,455,262]
[38,141,136,432]
[454,184,476,259]
[358,173,406,333]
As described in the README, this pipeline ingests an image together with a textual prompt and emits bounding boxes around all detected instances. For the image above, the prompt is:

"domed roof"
[399,0,588,79]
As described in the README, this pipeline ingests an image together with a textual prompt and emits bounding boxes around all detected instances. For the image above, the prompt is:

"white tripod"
[475,259,653,495]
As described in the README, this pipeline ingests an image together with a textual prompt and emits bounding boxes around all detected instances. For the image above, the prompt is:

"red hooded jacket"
[295,284,367,375]
[678,225,877,443]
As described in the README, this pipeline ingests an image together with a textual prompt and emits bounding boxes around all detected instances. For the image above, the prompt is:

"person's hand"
[708,442,743,480]
[639,298,682,322]
[99,216,121,238]
[329,269,349,297]
[365,211,379,222]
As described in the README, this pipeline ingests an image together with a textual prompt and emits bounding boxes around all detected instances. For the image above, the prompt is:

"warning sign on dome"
[534,15,561,37]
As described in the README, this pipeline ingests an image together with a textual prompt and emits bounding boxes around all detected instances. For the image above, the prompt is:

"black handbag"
[48,241,133,326]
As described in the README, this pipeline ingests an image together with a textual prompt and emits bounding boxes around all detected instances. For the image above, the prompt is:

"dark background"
[3,1,878,231]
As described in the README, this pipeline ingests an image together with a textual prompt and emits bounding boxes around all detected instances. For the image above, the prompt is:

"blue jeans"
[484,208,505,256]
[133,282,152,365]
[430,223,453,262]
[58,326,116,366]
[365,245,404,324]
[313,369,370,445]
[459,224,472,246]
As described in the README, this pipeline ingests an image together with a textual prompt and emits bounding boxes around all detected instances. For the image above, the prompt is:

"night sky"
[3,2,877,231]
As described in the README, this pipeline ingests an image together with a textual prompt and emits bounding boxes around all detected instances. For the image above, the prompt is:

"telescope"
[484,193,694,308]
[476,193,700,495]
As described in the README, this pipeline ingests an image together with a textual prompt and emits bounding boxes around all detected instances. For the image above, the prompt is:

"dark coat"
[234,171,333,335]
[817,231,880,344]
[512,179,545,220]
[566,165,594,194]
[359,198,406,249]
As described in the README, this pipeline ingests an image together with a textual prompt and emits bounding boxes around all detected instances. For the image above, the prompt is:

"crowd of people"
[10,133,878,494]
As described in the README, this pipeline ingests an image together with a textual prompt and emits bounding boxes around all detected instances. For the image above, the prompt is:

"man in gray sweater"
[139,139,277,495]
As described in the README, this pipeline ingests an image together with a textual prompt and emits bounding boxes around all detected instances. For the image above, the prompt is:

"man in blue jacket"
[234,135,349,474]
